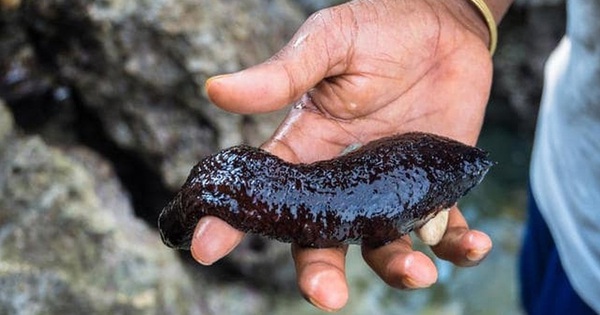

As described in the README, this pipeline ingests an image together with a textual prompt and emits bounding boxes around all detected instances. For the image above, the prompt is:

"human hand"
[192,0,497,311]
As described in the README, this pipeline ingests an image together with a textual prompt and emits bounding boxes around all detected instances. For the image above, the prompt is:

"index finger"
[190,216,245,265]
[189,109,352,266]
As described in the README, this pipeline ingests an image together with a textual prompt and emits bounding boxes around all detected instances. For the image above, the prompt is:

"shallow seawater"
[267,121,533,315]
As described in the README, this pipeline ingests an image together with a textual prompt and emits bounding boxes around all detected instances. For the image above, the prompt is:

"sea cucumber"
[158,132,493,249]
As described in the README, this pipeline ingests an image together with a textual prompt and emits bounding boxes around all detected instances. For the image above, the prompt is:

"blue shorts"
[519,188,597,315]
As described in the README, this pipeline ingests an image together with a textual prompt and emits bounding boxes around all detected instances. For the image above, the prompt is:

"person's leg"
[519,188,597,315]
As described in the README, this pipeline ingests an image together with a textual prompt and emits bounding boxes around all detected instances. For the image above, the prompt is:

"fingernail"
[190,219,228,265]
[404,273,436,289]
[466,248,489,262]
[465,232,492,262]
[307,296,338,313]
[190,220,211,265]
[204,74,231,95]
[303,268,348,312]
[402,255,437,289]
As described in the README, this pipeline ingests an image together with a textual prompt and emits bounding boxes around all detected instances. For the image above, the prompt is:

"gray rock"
[1,0,305,308]
[17,0,304,189]
[0,100,14,147]
[0,4,78,145]
[491,3,565,127]
[0,137,208,315]
[516,0,564,6]
[294,0,346,13]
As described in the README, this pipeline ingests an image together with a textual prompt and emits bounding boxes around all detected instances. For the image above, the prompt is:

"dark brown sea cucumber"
[158,132,493,249]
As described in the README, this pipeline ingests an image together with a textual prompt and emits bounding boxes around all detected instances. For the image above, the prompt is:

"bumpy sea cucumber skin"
[158,132,493,249]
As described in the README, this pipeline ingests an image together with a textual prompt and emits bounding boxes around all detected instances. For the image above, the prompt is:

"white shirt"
[530,0,600,311]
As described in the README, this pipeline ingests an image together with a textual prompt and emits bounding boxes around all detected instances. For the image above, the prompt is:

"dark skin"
[190,0,513,311]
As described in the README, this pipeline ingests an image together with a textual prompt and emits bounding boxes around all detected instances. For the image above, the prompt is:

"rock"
[516,0,564,6]
[491,3,565,128]
[15,0,305,190]
[225,235,297,291]
[0,0,21,10]
[0,100,14,146]
[0,5,78,145]
[1,0,305,305]
[294,0,345,13]
[0,137,207,315]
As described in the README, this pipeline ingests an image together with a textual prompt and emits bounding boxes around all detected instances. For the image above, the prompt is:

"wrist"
[440,0,513,55]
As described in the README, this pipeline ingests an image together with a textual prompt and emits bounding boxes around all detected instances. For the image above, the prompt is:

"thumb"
[205,11,350,114]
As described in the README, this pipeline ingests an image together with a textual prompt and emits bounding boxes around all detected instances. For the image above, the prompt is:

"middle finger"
[361,235,438,289]
[292,244,350,312]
